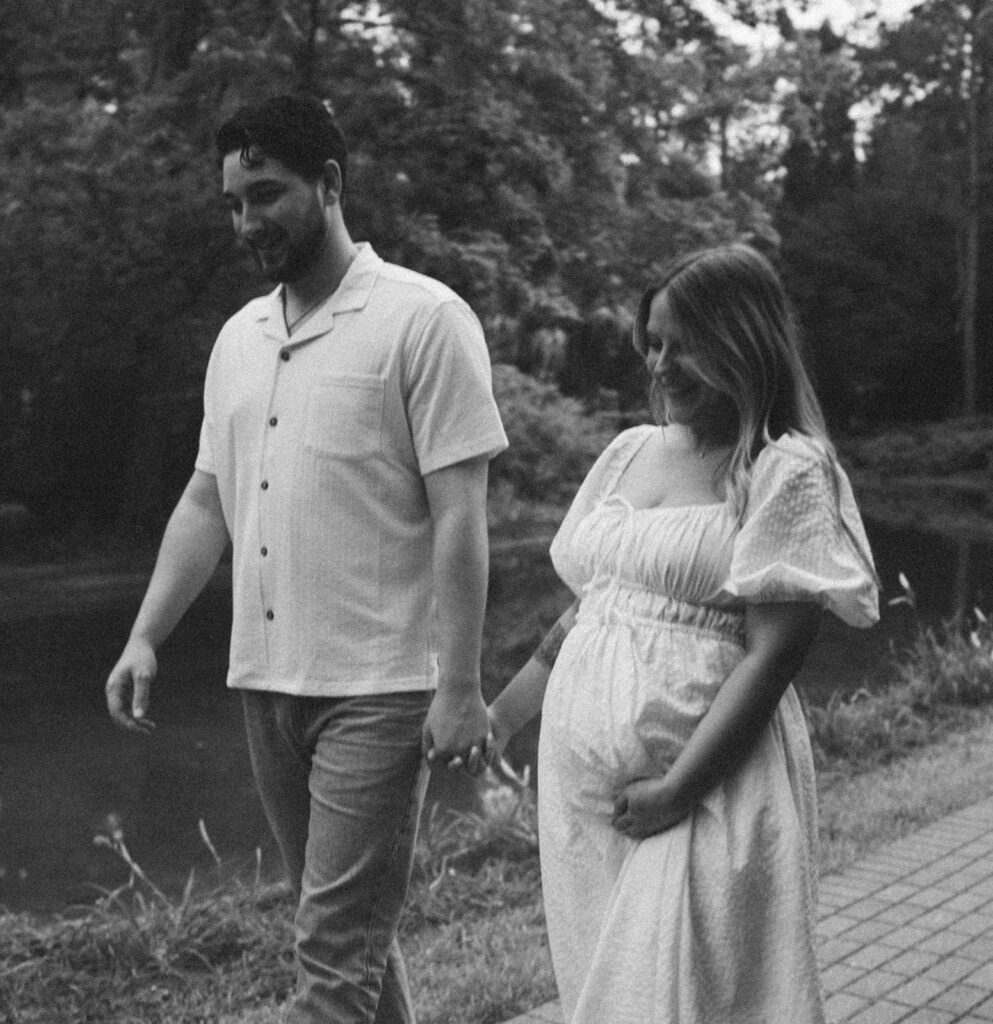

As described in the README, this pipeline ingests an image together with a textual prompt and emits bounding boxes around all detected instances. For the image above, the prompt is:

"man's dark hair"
[216,94,348,194]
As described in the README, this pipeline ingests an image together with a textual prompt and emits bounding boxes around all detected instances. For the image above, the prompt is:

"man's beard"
[252,216,327,283]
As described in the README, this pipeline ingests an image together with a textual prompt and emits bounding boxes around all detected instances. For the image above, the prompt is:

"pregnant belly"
[542,620,744,794]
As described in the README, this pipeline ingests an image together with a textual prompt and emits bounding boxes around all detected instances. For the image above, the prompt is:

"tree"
[0,0,783,530]
[865,0,993,416]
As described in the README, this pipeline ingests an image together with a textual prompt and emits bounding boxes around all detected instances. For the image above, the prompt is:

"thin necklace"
[284,289,331,333]
[696,438,733,460]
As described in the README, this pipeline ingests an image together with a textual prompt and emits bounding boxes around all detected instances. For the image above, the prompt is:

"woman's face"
[643,290,736,438]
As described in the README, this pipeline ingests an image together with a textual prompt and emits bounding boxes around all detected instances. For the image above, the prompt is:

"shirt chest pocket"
[304,375,385,458]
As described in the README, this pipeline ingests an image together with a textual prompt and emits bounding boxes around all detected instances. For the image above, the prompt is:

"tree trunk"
[962,2,984,416]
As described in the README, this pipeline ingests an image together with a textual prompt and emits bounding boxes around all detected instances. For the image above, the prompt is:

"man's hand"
[106,636,158,733]
[423,682,489,775]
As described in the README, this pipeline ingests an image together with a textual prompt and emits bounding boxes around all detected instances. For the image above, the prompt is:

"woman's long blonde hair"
[632,243,830,517]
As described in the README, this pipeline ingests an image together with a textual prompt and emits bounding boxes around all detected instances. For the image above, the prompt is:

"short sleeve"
[194,345,218,476]
[723,435,879,628]
[549,426,655,597]
[404,300,508,475]
[194,417,215,475]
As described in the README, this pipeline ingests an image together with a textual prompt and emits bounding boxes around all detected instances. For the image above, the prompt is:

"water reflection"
[868,521,991,621]
[1,520,990,914]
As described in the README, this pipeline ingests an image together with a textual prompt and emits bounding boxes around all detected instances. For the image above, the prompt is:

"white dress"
[539,425,879,1024]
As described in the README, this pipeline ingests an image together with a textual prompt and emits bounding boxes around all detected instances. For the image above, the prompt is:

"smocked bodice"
[550,424,879,632]
[572,494,744,644]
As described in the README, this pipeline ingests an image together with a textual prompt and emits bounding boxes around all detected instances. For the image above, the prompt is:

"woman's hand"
[611,776,688,840]
[612,602,820,840]
[485,704,514,767]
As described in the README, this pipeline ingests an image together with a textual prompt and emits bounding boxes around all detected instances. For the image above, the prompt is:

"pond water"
[1,520,990,914]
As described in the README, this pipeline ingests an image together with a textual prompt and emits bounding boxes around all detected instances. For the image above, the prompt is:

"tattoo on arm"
[534,603,578,670]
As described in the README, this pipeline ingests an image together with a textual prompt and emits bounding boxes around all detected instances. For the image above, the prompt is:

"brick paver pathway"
[501,795,993,1024]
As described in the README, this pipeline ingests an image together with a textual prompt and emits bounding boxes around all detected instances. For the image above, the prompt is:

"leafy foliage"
[2,0,992,535]
[489,364,618,507]
[0,0,775,532]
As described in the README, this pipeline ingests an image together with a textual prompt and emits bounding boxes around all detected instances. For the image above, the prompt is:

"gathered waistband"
[578,581,745,645]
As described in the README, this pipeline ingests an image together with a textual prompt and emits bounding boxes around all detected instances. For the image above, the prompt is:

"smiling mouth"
[253,243,284,261]
[660,377,698,402]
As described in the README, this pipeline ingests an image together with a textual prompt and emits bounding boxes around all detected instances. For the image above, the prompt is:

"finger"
[483,735,498,767]
[466,746,483,775]
[106,674,138,731]
[105,675,125,721]
[612,815,641,839]
[132,679,154,729]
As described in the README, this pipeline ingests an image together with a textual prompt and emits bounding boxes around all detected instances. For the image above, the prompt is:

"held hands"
[611,776,688,841]
[105,636,158,733]
[423,681,489,776]
[485,704,513,768]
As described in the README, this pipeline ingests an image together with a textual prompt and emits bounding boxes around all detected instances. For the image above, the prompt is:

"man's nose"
[238,205,264,239]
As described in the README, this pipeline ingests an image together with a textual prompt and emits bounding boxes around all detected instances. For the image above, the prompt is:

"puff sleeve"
[723,434,879,628]
[549,426,656,598]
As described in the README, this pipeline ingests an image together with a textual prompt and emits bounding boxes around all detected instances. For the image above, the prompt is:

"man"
[105,93,507,1023]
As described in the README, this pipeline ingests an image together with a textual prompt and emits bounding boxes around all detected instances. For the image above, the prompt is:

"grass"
[8,706,993,1024]
[9,656,993,1024]
[818,713,993,875]
[0,768,550,1024]
[6,579,993,1024]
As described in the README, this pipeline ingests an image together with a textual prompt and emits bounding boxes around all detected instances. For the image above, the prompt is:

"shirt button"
[261,546,268,557]
[280,350,290,362]
[269,417,278,427]
[261,480,269,490]
[266,610,274,621]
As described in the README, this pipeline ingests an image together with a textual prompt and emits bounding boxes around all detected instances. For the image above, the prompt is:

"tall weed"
[405,762,540,933]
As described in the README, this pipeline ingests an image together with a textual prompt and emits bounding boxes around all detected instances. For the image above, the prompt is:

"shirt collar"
[259,242,382,344]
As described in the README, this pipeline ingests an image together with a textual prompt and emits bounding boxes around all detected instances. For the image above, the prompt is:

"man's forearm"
[432,508,488,690]
[423,456,491,693]
[131,475,230,650]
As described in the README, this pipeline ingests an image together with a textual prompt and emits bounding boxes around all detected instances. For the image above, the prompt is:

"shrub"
[891,609,993,707]
[489,364,617,508]
[808,687,932,765]
[841,416,993,476]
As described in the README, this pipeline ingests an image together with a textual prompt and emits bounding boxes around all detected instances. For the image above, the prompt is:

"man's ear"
[322,159,343,203]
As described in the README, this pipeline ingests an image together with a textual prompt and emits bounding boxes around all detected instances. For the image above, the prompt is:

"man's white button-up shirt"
[195,244,508,696]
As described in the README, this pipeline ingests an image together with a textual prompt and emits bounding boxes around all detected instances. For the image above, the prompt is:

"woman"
[487,244,879,1023]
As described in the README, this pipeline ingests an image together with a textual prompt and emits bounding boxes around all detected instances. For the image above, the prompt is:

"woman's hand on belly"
[611,775,688,840]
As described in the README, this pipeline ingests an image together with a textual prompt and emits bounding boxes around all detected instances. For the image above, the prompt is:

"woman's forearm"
[490,600,579,739]
[655,602,819,816]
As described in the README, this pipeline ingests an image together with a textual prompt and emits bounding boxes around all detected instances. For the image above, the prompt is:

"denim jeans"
[242,690,431,1024]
